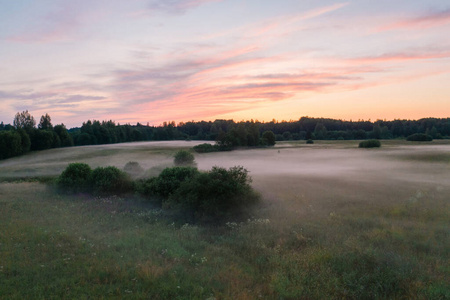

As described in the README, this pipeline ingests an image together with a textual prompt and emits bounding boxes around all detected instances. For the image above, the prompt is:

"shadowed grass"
[1,181,448,299]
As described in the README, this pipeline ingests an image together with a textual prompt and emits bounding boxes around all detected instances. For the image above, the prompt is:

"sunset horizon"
[1,2,450,297]
[1,1,449,128]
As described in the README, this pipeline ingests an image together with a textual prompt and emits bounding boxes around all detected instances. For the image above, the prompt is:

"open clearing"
[1,140,449,299]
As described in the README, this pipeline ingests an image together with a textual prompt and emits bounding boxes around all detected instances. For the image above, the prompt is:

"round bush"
[123,161,144,178]
[359,139,381,148]
[57,163,92,193]
[306,139,314,144]
[91,166,132,194]
[136,166,199,205]
[406,133,433,142]
[174,150,196,166]
[168,166,260,223]
[192,143,219,153]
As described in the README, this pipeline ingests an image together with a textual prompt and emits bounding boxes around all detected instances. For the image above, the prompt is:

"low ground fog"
[1,140,449,298]
[1,140,448,218]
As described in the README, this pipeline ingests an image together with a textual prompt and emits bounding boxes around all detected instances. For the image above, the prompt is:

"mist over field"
[1,140,449,298]
[1,139,448,190]
[2,0,450,297]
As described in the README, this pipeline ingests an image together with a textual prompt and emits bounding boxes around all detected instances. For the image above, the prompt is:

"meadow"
[1,140,449,299]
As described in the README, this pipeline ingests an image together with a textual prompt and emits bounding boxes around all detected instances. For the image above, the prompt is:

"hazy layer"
[1,141,448,200]
[0,141,210,178]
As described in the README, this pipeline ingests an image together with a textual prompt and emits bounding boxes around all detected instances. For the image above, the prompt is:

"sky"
[1,0,449,128]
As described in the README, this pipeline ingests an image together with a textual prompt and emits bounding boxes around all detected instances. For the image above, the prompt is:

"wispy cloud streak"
[8,2,82,43]
[378,8,450,31]
[348,49,450,64]
[2,1,449,126]
[147,0,222,14]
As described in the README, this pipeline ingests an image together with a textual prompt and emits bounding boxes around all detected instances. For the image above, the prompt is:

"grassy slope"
[0,140,449,299]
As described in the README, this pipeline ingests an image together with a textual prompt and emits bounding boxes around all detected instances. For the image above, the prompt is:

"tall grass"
[1,141,449,299]
[1,180,448,299]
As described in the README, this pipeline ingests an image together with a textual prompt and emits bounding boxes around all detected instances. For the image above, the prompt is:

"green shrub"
[57,163,92,193]
[123,161,144,178]
[406,133,433,142]
[174,150,196,166]
[359,139,381,148]
[192,143,219,153]
[136,166,199,205]
[91,166,133,195]
[306,139,314,144]
[168,166,260,223]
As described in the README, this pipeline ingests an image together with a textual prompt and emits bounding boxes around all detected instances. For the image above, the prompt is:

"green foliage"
[359,139,381,148]
[29,129,55,151]
[168,166,260,223]
[327,250,417,299]
[91,166,133,195]
[58,164,132,195]
[13,110,36,131]
[314,123,328,140]
[173,150,196,166]
[262,131,276,146]
[406,133,433,141]
[282,131,292,140]
[192,143,219,153]
[136,166,259,223]
[137,167,200,204]
[306,139,314,144]
[57,163,93,193]
[38,113,53,130]
[54,124,74,147]
[214,121,262,149]
[0,130,23,159]
[73,132,95,145]
[372,124,381,139]
[51,131,61,148]
[16,128,31,153]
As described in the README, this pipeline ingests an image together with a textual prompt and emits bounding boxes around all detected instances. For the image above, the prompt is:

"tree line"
[1,111,449,160]
[0,111,73,160]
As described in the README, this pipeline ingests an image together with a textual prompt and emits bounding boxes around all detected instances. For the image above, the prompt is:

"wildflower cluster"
[188,253,208,266]
[226,218,270,230]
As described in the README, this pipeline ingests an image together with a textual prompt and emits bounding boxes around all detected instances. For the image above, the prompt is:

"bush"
[136,166,200,204]
[57,163,92,193]
[91,166,133,195]
[406,133,433,142]
[192,143,219,153]
[306,139,314,144]
[174,150,196,166]
[359,139,381,148]
[123,161,144,178]
[168,166,260,223]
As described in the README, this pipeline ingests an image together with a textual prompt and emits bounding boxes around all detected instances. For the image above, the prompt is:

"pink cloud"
[147,0,223,14]
[378,9,450,31]
[7,1,110,43]
[8,2,82,43]
[349,50,450,64]
[201,2,349,41]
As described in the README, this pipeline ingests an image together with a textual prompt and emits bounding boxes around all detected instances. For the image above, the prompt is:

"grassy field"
[1,140,449,299]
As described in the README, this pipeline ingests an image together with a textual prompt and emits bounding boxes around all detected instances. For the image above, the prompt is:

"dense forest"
[1,110,449,160]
